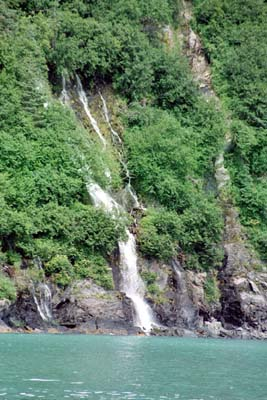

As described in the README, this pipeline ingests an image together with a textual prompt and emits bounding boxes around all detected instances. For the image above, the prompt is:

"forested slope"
[0,0,266,336]
[0,0,226,298]
[193,0,267,260]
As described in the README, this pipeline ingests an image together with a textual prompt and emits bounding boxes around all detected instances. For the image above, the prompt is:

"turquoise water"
[0,335,266,399]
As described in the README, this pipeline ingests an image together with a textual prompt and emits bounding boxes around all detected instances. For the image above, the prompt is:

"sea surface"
[0,334,266,400]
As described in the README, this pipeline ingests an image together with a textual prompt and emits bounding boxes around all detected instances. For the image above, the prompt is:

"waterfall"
[118,232,156,332]
[32,258,53,322]
[123,169,140,210]
[75,77,111,181]
[33,283,53,322]
[99,92,140,209]
[76,75,107,148]
[215,153,230,190]
[99,92,122,144]
[86,182,121,213]
[59,76,70,106]
[62,75,156,333]
[87,183,156,333]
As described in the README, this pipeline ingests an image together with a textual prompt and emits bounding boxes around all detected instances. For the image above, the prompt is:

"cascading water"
[33,283,53,322]
[118,232,156,331]
[32,259,53,322]
[59,76,70,106]
[62,76,156,333]
[86,182,121,213]
[76,75,107,148]
[99,92,140,209]
[122,165,140,210]
[75,76,111,181]
[86,183,156,333]
[99,92,122,144]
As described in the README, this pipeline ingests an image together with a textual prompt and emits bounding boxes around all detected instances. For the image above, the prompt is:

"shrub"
[204,274,220,304]
[180,195,224,270]
[138,208,182,261]
[140,271,157,285]
[45,255,74,287]
[124,109,198,210]
[0,273,16,301]
[194,0,267,259]
[74,256,114,290]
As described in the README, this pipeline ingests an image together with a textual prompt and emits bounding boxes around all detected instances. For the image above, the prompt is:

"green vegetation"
[194,0,267,260]
[0,273,16,301]
[125,107,224,268]
[204,273,220,304]
[138,209,182,260]
[0,1,127,290]
[141,269,167,304]
[0,0,231,296]
[74,256,114,290]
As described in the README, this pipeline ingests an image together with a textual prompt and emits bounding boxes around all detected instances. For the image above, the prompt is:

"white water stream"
[87,182,156,332]
[32,258,53,322]
[61,76,156,332]
[33,283,53,322]
[118,231,156,331]
[59,76,70,106]
[76,75,107,148]
[99,92,122,144]
[99,92,140,209]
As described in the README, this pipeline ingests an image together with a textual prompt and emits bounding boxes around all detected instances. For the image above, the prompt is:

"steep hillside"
[193,0,267,260]
[0,0,266,337]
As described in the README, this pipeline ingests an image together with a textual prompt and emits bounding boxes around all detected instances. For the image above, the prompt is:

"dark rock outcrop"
[138,258,178,327]
[1,279,135,334]
[53,279,134,334]
[172,260,199,329]
[0,300,12,332]
[2,290,45,330]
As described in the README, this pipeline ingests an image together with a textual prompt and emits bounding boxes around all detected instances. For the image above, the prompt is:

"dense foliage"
[0,1,126,288]
[194,0,267,260]
[0,272,16,301]
[124,100,224,269]
[0,0,228,299]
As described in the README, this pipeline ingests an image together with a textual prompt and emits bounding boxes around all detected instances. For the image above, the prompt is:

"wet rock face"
[138,258,178,327]
[53,280,134,333]
[139,258,205,330]
[0,299,10,316]
[0,300,12,332]
[186,270,220,322]
[172,260,199,329]
[2,291,45,329]
[145,252,267,337]
[1,279,134,334]
[219,264,267,332]
[0,319,12,333]
[218,237,267,332]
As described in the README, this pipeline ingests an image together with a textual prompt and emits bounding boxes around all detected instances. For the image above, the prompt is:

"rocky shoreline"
[1,321,266,341]
[1,255,266,340]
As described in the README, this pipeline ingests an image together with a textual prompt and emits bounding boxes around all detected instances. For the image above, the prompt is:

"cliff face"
[0,0,266,338]
[176,0,267,338]
[1,253,267,338]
